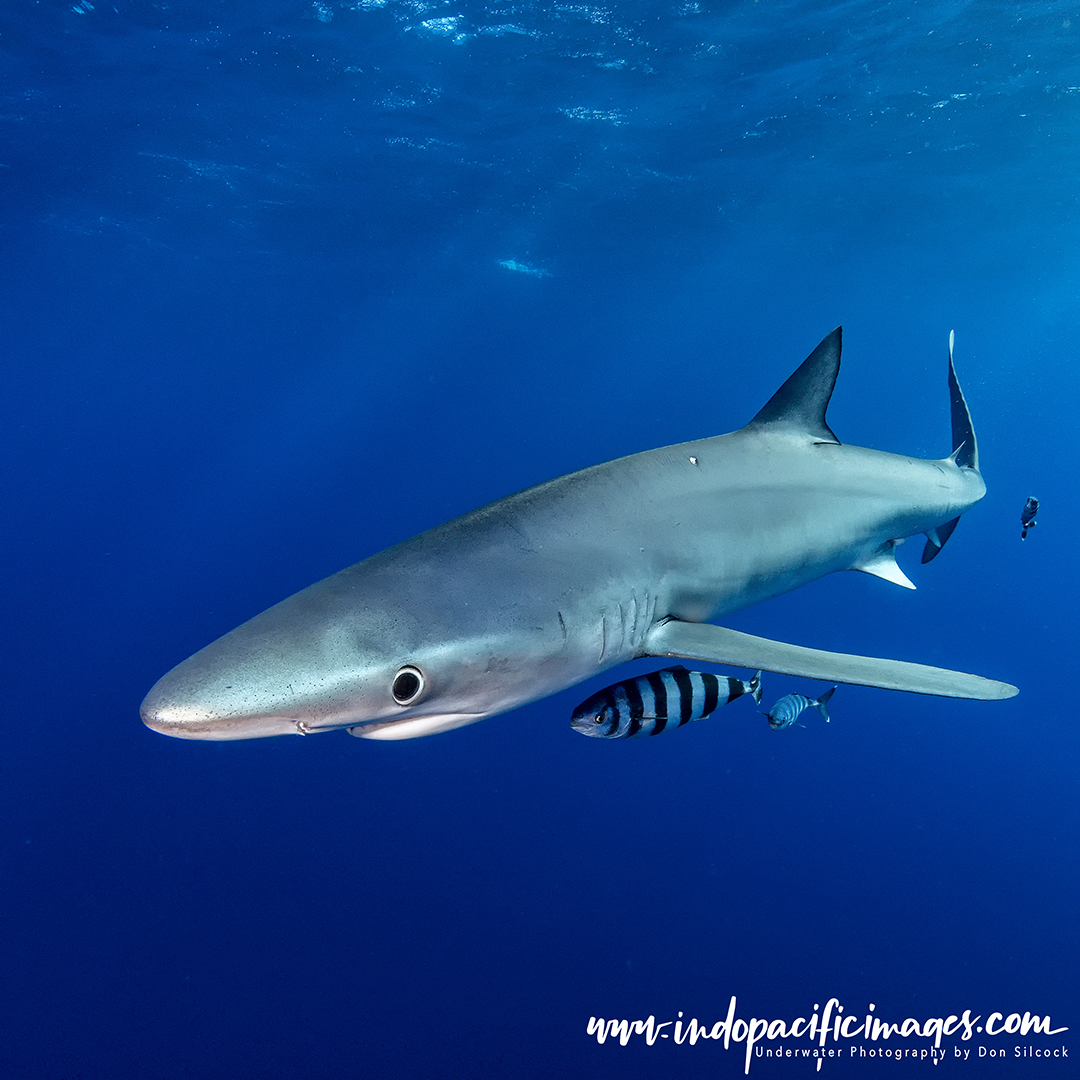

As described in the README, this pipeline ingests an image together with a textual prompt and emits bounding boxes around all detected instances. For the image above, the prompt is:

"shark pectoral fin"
[921,515,961,564]
[642,621,1018,701]
[852,544,916,589]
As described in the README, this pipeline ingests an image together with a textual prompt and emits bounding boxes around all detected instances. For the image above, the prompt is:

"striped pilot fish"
[764,686,837,730]
[570,665,762,739]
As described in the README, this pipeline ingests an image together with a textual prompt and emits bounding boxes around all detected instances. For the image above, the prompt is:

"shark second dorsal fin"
[745,327,842,444]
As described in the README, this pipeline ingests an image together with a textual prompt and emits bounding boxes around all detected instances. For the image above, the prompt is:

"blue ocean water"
[2,1,1077,1076]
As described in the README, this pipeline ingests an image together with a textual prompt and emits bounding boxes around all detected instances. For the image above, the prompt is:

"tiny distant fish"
[497,258,552,278]
[1021,495,1039,540]
[570,666,762,739]
[764,686,836,730]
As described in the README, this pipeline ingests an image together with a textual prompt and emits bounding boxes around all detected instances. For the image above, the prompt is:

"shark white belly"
[140,327,1016,742]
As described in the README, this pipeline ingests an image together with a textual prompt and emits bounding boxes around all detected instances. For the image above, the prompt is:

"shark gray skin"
[141,327,1017,743]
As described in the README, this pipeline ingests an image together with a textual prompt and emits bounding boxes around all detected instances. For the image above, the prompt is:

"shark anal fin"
[921,515,961,564]
[853,544,916,589]
[642,620,1017,701]
[744,327,842,444]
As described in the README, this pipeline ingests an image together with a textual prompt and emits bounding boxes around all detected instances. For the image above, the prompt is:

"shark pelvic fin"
[921,515,961,564]
[642,620,1017,700]
[745,327,842,444]
[852,544,916,589]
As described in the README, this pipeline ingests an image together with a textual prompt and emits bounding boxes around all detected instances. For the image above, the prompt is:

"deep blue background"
[2,2,1076,1077]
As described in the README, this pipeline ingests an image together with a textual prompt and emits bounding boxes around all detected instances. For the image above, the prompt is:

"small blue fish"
[764,686,836,730]
[571,666,762,739]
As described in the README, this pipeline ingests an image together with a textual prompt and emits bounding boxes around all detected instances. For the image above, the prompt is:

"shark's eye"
[391,665,425,705]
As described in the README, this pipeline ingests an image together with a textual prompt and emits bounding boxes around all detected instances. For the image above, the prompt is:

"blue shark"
[141,327,1017,742]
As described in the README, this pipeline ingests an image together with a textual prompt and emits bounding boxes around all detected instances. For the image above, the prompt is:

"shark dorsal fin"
[744,327,842,443]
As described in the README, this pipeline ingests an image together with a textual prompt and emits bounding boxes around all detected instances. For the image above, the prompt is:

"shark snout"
[140,680,304,740]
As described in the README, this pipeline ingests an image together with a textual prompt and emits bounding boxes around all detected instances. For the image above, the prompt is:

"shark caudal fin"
[921,515,961,563]
[744,327,842,444]
[922,330,979,564]
[947,330,978,471]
